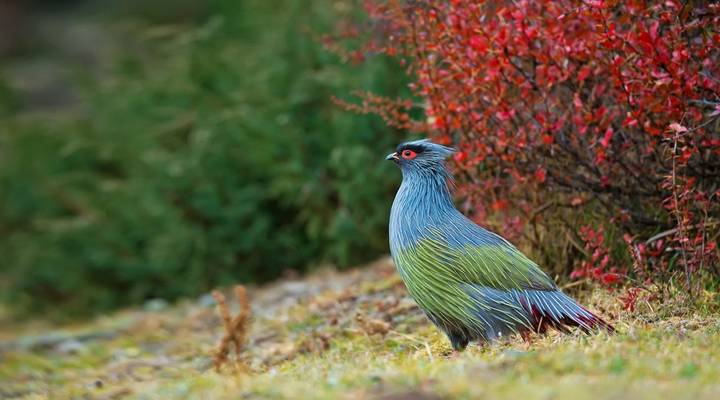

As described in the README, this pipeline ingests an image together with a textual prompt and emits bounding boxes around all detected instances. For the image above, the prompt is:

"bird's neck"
[390,168,456,250]
[398,169,455,211]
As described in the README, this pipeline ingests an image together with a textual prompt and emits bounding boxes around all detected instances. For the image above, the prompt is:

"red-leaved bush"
[332,0,720,301]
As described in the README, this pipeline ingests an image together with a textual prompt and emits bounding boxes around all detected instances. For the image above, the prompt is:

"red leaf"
[495,110,513,121]
[669,122,688,133]
[600,127,614,148]
[601,273,621,285]
[622,116,638,127]
[534,167,547,183]
[491,199,509,212]
[577,65,592,83]
[469,35,488,53]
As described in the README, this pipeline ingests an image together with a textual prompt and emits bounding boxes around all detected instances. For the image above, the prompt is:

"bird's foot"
[520,330,533,348]
[445,349,462,359]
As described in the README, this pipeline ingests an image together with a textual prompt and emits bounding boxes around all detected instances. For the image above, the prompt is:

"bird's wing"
[395,215,613,337]
[416,217,557,292]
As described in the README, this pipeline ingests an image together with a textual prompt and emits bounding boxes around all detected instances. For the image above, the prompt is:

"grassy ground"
[1,257,719,400]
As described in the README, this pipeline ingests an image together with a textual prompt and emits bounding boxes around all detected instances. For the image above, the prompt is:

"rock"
[143,298,169,312]
[55,339,86,355]
[197,293,216,308]
[0,330,115,353]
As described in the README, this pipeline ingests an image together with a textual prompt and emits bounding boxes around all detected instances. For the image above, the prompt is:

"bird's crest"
[395,139,455,159]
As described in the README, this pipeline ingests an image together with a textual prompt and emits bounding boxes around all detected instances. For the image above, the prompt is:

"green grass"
[1,258,718,399]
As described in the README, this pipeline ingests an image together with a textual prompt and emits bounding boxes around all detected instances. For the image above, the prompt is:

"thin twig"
[670,130,693,296]
[645,220,719,245]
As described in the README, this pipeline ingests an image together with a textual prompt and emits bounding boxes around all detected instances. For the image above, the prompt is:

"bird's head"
[386,139,455,173]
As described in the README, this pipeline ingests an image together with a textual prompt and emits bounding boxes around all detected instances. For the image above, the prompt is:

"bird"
[386,139,614,351]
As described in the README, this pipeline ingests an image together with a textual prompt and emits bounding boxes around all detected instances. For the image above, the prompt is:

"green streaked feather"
[394,234,555,333]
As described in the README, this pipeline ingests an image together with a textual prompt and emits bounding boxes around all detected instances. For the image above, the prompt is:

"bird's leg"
[446,350,462,359]
[449,333,468,351]
[472,339,489,354]
[446,331,468,358]
[520,330,533,347]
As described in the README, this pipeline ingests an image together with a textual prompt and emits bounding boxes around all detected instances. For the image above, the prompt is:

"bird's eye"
[401,149,417,160]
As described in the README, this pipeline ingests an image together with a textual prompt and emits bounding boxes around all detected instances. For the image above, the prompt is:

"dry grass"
[211,286,251,372]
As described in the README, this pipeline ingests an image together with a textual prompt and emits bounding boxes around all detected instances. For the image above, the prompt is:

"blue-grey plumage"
[386,139,614,350]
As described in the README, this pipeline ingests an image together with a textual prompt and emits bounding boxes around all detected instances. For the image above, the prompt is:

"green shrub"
[0,0,406,316]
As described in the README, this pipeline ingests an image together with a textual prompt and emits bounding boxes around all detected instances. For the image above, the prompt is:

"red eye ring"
[401,149,417,160]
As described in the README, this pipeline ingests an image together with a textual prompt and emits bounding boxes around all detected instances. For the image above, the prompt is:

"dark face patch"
[396,143,427,156]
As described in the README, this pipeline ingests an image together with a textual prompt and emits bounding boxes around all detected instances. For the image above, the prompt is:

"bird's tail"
[519,290,615,334]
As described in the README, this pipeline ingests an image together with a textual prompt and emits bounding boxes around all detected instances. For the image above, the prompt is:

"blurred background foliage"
[0,0,407,316]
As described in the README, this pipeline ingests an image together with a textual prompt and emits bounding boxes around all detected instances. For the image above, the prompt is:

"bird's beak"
[386,152,399,162]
